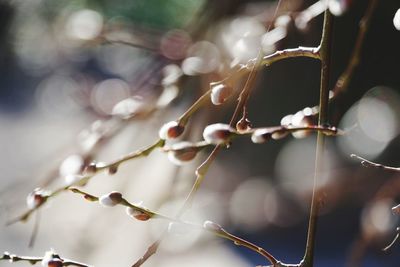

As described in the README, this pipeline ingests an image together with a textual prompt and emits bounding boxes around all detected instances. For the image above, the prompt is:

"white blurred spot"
[338,86,400,159]
[221,17,265,63]
[362,199,396,238]
[149,199,204,253]
[394,9,400,31]
[358,98,398,142]
[160,29,191,60]
[96,44,149,80]
[276,138,334,195]
[190,41,220,73]
[328,0,348,16]
[261,27,287,54]
[91,79,130,115]
[156,85,179,108]
[162,64,183,86]
[36,75,82,117]
[229,178,272,231]
[59,154,84,177]
[65,9,103,41]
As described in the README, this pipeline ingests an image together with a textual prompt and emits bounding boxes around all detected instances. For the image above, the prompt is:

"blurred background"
[0,0,400,266]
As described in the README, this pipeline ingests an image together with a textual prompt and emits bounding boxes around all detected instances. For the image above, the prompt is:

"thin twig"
[0,251,91,267]
[69,189,279,265]
[332,0,379,96]
[350,154,400,172]
[302,9,333,267]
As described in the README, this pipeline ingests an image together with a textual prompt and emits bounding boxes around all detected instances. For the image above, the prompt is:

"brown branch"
[302,9,333,267]
[332,0,379,96]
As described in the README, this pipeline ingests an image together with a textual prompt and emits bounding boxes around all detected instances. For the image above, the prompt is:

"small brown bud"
[108,164,118,175]
[83,162,97,175]
[236,117,252,133]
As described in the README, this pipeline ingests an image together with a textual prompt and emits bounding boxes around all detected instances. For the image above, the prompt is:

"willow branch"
[69,189,279,265]
[350,154,400,172]
[0,251,91,267]
[332,0,379,95]
[302,9,333,267]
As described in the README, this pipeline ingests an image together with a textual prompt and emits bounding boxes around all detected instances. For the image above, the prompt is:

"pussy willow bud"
[290,111,312,139]
[158,121,185,140]
[251,129,272,144]
[271,128,289,140]
[203,123,236,145]
[26,188,48,209]
[126,207,151,221]
[167,142,198,165]
[83,162,97,175]
[203,220,223,232]
[280,114,293,127]
[41,250,62,267]
[210,83,233,105]
[99,191,123,207]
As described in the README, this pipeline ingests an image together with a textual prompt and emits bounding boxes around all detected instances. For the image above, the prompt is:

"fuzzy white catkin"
[210,83,233,105]
[202,123,235,145]
[99,192,122,207]
[158,121,184,140]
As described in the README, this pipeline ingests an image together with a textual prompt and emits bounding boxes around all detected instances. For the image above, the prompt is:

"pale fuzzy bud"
[167,142,198,165]
[99,191,122,207]
[271,128,289,140]
[26,188,48,209]
[203,220,223,232]
[126,207,150,221]
[280,114,293,127]
[203,123,236,145]
[41,250,62,267]
[290,111,311,139]
[158,121,185,140]
[251,129,272,144]
[210,83,233,105]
